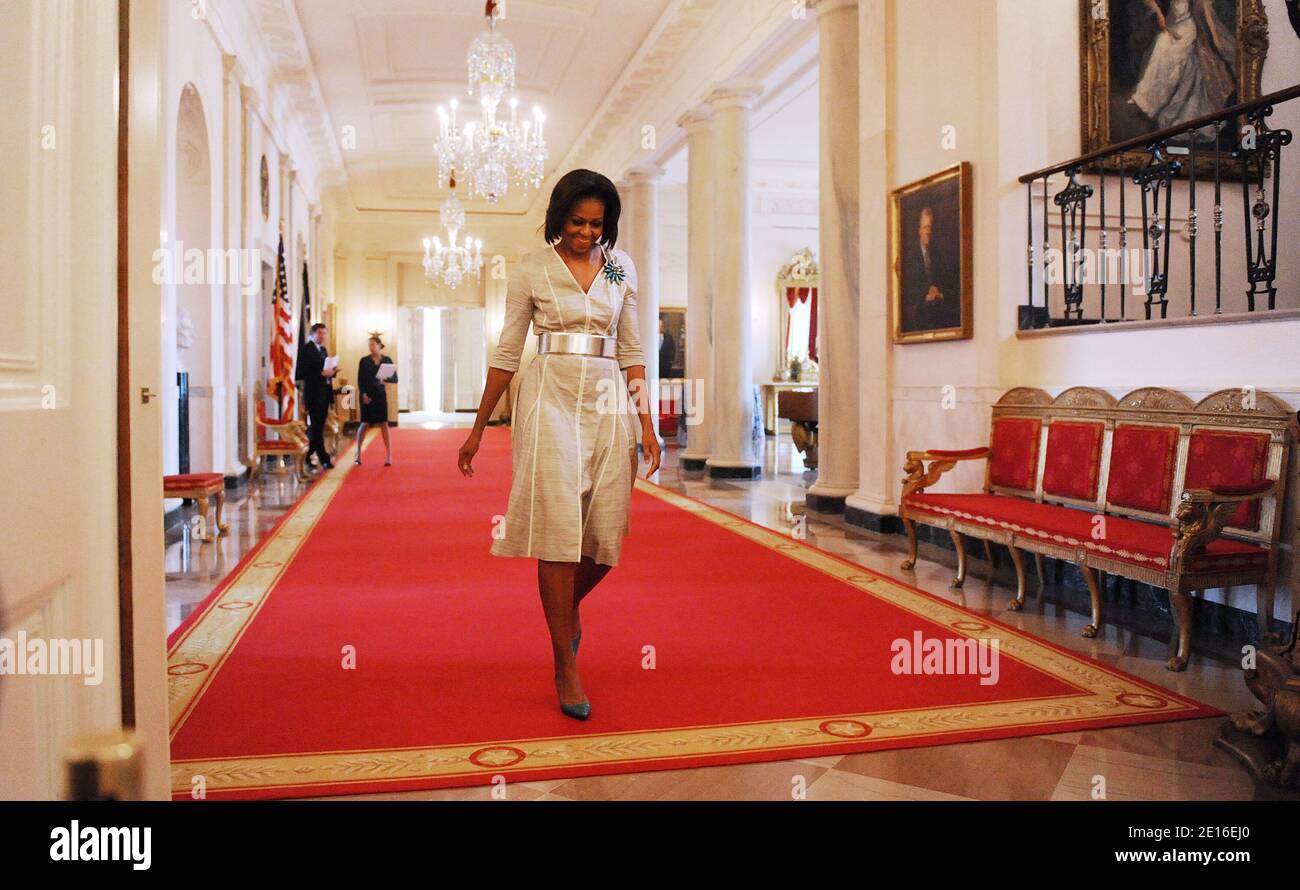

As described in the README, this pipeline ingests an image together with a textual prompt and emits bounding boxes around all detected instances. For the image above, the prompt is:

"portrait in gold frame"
[1079,0,1270,180]
[890,162,973,345]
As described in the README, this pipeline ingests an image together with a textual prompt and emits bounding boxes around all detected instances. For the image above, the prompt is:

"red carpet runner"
[168,427,1216,799]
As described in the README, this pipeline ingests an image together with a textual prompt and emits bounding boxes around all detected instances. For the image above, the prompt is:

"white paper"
[324,355,339,371]
[376,363,396,381]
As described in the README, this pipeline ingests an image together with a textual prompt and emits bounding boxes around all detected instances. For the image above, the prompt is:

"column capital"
[626,163,666,183]
[676,105,713,133]
[704,78,763,110]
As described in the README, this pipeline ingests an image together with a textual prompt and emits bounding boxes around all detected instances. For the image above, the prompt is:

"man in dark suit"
[900,206,961,334]
[295,323,337,470]
[658,316,676,378]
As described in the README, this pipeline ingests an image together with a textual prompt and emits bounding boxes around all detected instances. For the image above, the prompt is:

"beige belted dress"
[487,243,645,566]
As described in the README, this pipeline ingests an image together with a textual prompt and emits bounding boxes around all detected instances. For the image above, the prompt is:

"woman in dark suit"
[354,336,397,466]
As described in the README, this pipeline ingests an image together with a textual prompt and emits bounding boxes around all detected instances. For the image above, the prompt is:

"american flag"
[267,232,296,419]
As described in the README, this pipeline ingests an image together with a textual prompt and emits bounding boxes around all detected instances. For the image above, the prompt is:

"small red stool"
[164,473,228,542]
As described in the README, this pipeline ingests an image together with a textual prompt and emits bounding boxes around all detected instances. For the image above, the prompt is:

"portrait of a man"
[891,163,972,343]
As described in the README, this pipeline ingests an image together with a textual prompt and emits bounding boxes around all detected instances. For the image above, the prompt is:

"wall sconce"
[363,315,386,342]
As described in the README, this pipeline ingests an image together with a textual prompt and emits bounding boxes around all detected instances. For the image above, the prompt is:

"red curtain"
[784,287,818,363]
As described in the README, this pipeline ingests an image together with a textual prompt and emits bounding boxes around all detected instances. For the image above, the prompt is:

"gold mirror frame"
[774,248,820,382]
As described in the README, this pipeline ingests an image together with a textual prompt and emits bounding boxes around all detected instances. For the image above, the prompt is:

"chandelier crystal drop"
[432,0,547,203]
[423,174,483,290]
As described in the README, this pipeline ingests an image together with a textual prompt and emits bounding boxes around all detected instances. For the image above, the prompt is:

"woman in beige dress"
[457,169,661,720]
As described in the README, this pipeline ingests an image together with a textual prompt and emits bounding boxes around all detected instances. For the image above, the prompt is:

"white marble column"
[220,53,243,478]
[239,82,260,465]
[625,164,666,448]
[704,78,763,478]
[806,0,861,512]
[677,105,715,470]
[845,0,898,531]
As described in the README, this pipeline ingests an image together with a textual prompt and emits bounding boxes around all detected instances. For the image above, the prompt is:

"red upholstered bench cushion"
[905,492,1266,574]
[988,417,1041,491]
[1106,424,1179,514]
[1184,429,1270,531]
[163,473,224,494]
[256,440,303,452]
[1042,420,1104,501]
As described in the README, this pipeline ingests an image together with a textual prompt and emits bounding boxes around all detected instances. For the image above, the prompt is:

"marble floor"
[164,418,1262,801]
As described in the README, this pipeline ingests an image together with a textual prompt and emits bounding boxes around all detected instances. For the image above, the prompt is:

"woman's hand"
[640,422,661,478]
[458,431,482,477]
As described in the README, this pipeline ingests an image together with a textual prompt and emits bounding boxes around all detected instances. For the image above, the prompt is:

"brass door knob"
[140,387,158,404]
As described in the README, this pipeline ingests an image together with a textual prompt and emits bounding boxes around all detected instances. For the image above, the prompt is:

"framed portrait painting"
[1080,0,1270,177]
[890,162,973,345]
[658,308,685,379]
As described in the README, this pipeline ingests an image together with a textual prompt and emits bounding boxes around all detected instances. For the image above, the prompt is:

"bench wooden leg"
[900,516,918,571]
[215,488,229,534]
[1080,565,1101,638]
[1006,546,1027,611]
[196,495,215,543]
[1033,553,1045,585]
[982,539,999,568]
[949,530,966,589]
[1256,581,1278,644]
[1166,585,1193,672]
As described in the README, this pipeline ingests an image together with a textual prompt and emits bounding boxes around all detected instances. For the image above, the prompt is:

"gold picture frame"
[1079,0,1270,179]
[890,162,973,345]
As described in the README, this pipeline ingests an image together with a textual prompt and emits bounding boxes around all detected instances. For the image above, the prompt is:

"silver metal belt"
[538,331,616,359]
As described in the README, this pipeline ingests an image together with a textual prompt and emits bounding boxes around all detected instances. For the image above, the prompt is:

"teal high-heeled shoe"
[559,698,591,720]
[555,667,590,720]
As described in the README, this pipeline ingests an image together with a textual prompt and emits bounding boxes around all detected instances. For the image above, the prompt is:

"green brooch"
[602,255,626,285]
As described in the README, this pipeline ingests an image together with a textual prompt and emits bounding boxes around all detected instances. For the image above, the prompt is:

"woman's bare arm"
[623,365,661,477]
[457,367,514,477]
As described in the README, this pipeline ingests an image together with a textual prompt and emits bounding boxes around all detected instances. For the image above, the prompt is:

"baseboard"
[844,505,903,535]
[899,521,1291,650]
[806,491,847,514]
[707,464,762,479]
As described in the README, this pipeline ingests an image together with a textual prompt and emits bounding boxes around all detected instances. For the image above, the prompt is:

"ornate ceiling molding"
[551,0,803,206]
[248,0,346,190]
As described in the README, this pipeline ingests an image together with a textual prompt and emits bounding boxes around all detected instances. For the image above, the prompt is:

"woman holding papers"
[354,335,398,466]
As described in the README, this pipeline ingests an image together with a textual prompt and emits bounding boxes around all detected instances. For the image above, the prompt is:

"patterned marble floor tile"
[1051,743,1254,801]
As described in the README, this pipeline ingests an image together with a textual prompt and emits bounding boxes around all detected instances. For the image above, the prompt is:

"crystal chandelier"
[433,0,547,203]
[423,174,483,290]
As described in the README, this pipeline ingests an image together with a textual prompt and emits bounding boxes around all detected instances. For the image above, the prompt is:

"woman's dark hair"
[543,169,620,248]
[369,336,384,349]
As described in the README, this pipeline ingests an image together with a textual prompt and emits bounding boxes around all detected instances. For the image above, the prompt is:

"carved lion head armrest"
[901,447,991,499]
[1170,481,1277,571]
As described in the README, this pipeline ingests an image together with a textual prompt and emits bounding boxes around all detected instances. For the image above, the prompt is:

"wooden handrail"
[1018,82,1300,184]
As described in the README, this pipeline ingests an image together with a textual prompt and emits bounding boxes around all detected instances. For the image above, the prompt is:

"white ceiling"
[296,0,674,217]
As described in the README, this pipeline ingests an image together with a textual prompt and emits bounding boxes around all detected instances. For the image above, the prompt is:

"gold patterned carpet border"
[167,431,373,739]
[168,455,1212,798]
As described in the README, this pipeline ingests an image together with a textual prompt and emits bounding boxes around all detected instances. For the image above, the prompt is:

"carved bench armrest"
[901,447,990,499]
[1170,482,1275,571]
[1180,480,1276,503]
[906,447,991,462]
[256,417,308,446]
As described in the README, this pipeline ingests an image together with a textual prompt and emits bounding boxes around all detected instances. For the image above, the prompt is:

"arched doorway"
[167,83,214,475]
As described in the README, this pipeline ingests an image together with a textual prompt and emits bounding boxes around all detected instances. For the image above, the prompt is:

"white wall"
[158,0,330,486]
[875,0,1299,620]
